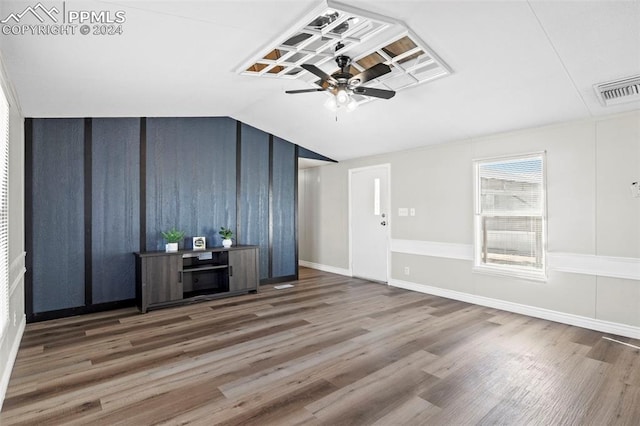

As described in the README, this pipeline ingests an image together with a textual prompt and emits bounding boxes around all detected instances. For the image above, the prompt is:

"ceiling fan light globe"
[324,96,338,111]
[336,89,349,105]
[347,98,358,112]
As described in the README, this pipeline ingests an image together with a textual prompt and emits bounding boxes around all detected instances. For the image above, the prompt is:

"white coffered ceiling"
[0,0,638,161]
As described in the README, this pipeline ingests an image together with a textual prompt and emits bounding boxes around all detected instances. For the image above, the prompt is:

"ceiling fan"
[286,44,396,109]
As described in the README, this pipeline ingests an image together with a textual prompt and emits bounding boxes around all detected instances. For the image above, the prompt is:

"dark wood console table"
[134,245,259,313]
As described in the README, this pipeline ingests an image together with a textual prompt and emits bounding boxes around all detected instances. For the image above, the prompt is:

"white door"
[350,165,390,282]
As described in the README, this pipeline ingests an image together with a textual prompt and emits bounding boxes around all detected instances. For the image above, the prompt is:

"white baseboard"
[0,314,26,412]
[299,260,351,277]
[390,278,640,339]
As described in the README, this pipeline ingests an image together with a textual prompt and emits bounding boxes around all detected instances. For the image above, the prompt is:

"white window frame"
[473,152,547,282]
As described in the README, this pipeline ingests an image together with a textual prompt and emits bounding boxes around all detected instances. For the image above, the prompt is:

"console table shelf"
[184,265,228,272]
[134,245,259,313]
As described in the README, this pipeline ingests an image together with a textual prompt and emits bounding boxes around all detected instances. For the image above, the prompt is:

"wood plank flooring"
[2,267,640,425]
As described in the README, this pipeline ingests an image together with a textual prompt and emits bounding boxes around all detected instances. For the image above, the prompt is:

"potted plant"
[161,228,185,252]
[219,227,233,248]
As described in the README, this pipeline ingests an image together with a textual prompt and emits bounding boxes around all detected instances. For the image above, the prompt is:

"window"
[0,82,8,336]
[474,153,546,280]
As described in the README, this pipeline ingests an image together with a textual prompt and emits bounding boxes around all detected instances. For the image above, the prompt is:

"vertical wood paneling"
[239,124,270,279]
[271,136,296,277]
[27,116,300,320]
[84,119,92,306]
[24,119,34,316]
[91,118,140,303]
[139,118,147,252]
[146,117,236,251]
[31,119,85,312]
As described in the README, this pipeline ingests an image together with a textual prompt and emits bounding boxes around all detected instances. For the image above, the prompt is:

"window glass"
[475,154,546,279]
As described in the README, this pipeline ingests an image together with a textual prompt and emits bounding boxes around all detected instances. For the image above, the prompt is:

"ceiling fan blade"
[285,88,326,94]
[349,63,392,85]
[301,64,337,85]
[353,86,396,99]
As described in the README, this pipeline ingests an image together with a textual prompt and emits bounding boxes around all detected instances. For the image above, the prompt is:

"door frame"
[348,163,391,283]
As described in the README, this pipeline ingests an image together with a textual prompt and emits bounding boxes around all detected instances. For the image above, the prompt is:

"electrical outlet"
[404,266,410,275]
[410,208,416,216]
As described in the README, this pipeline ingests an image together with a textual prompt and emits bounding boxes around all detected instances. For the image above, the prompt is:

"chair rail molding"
[391,239,640,281]
[9,251,26,295]
[547,252,640,281]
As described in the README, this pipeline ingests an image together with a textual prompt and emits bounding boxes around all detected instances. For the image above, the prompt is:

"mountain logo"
[1,2,60,24]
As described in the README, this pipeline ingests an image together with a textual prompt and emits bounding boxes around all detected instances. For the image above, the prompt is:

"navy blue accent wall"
[239,123,270,279]
[298,146,336,163]
[31,119,86,312]
[146,117,236,250]
[271,136,296,277]
[91,118,140,303]
[27,116,301,319]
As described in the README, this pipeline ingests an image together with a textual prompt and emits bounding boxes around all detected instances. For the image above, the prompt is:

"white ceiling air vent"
[594,75,640,106]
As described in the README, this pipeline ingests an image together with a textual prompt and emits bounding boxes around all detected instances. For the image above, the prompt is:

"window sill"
[472,265,547,283]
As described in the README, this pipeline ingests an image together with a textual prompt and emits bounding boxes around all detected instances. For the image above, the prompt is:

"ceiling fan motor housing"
[335,55,351,72]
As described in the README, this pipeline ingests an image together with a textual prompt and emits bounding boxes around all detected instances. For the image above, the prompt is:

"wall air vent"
[594,75,640,106]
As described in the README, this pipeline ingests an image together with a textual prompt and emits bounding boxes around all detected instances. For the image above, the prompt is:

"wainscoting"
[389,239,640,339]
[299,238,640,339]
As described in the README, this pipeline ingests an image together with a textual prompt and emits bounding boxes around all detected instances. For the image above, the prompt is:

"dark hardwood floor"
[2,267,640,425]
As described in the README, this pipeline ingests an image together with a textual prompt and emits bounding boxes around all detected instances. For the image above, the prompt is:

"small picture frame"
[192,236,206,250]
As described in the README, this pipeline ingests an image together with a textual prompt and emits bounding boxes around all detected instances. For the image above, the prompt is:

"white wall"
[299,111,640,337]
[0,55,26,410]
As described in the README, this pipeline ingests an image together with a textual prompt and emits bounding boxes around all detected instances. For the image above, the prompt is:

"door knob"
[381,221,387,226]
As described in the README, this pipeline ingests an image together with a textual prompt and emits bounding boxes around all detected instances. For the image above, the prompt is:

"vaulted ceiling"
[1,0,638,161]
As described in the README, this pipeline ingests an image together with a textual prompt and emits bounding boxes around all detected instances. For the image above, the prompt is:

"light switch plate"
[398,208,408,216]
